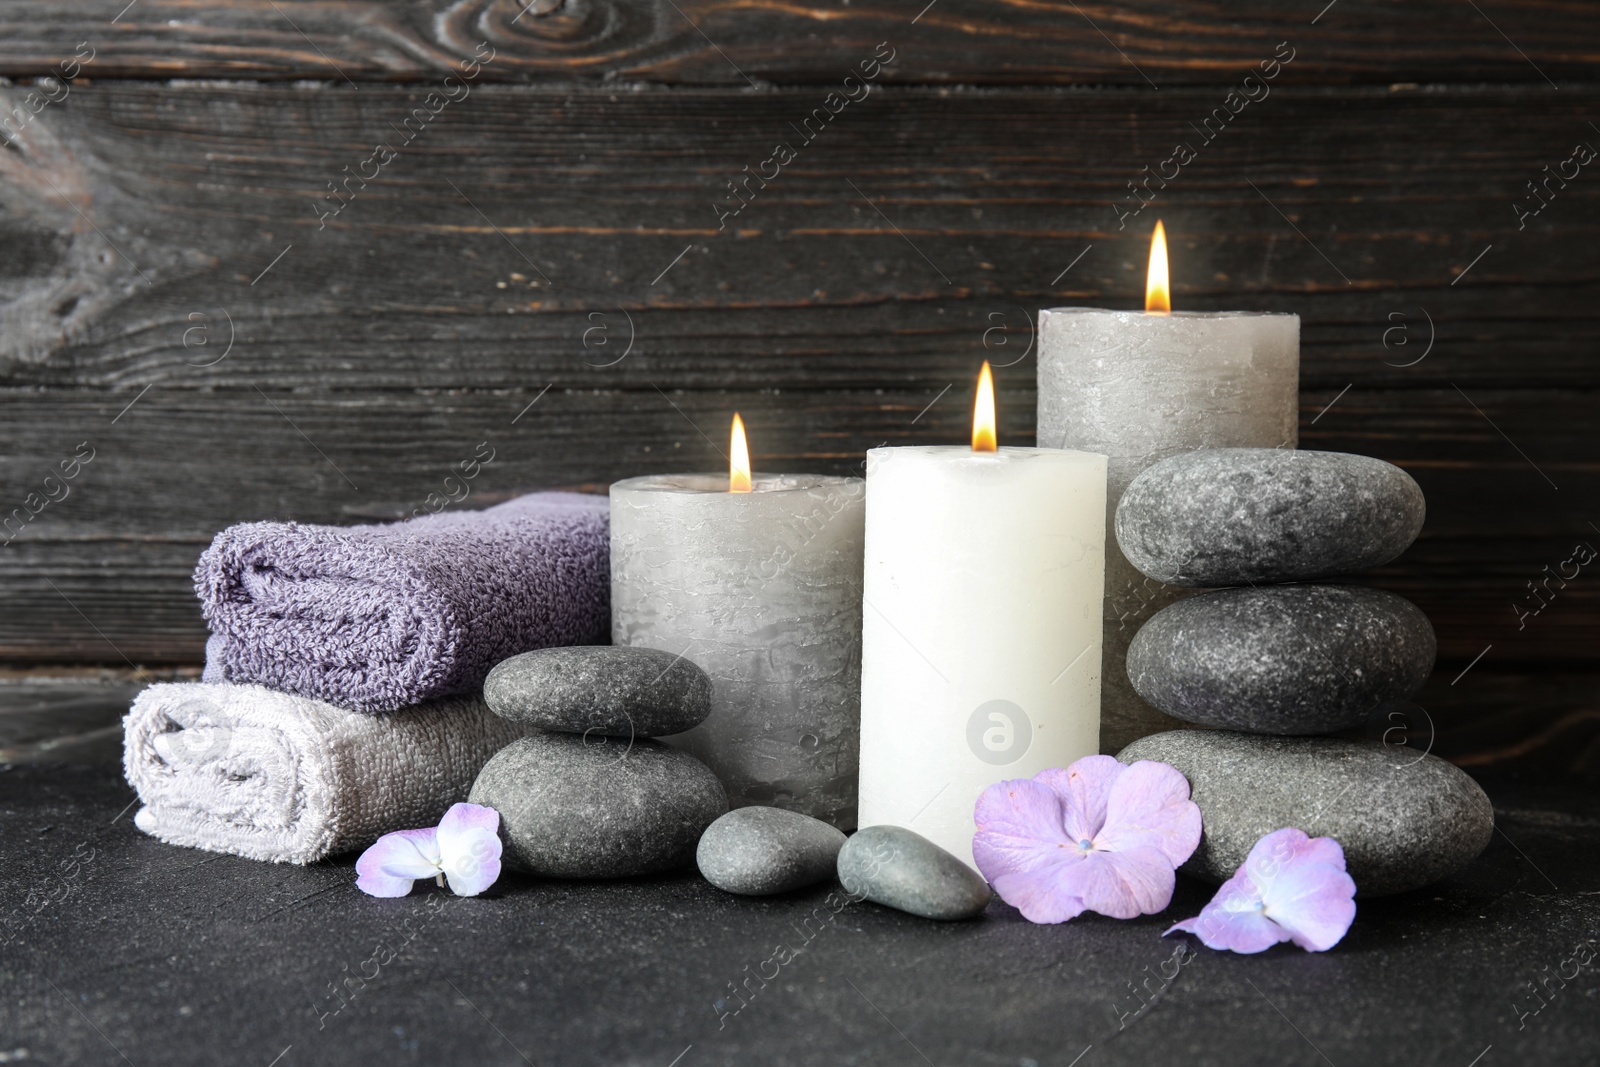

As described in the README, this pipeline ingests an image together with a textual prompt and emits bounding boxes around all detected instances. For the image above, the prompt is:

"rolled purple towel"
[195,492,609,712]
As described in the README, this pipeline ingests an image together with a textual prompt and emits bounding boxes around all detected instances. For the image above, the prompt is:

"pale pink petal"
[1239,827,1318,889]
[1167,906,1290,954]
[438,802,500,840]
[441,830,502,897]
[1038,756,1123,842]
[1167,829,1357,954]
[1287,832,1344,867]
[973,777,1076,882]
[1093,760,1202,867]
[1054,846,1178,919]
[355,869,417,898]
[974,777,1090,923]
[1197,868,1260,912]
[355,828,439,897]
[1214,867,1265,908]
[1263,862,1357,952]
[989,866,1089,924]
[368,828,441,878]
[1166,870,1287,952]
[437,803,502,897]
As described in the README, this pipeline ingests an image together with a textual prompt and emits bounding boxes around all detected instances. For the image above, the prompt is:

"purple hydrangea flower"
[1165,827,1356,953]
[356,803,502,898]
[972,755,1202,923]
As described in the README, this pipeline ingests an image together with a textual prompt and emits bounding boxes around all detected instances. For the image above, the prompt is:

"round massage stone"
[1114,448,1426,585]
[484,646,712,738]
[1126,584,1436,735]
[1118,731,1493,897]
[836,826,991,921]
[696,807,847,896]
[469,732,727,878]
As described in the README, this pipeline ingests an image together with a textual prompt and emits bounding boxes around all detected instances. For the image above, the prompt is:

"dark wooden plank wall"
[0,0,1595,85]
[0,1,1594,769]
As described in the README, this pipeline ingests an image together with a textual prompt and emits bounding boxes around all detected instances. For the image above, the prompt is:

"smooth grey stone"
[837,825,991,921]
[1118,731,1493,897]
[696,807,847,896]
[484,646,712,737]
[469,732,726,878]
[1115,448,1426,585]
[1127,584,1436,734]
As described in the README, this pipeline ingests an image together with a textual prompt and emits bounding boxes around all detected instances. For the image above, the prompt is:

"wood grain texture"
[0,81,1596,386]
[0,665,196,762]
[0,1,1593,86]
[1438,672,1600,773]
[0,80,1593,670]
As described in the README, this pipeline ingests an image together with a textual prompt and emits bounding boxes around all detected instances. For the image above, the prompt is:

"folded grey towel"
[195,492,610,713]
[123,682,523,864]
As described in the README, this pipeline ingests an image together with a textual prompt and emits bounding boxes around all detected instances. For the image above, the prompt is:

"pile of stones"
[1111,448,1494,896]
[469,646,728,877]
[469,644,992,920]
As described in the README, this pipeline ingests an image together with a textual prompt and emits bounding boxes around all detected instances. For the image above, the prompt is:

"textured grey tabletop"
[3,761,1597,1067]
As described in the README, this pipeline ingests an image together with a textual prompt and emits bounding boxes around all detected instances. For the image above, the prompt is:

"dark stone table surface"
[3,760,1598,1067]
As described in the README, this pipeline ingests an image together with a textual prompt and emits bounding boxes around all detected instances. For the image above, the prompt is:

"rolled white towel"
[123,682,523,864]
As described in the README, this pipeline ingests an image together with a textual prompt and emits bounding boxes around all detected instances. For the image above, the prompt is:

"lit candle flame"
[730,413,752,493]
[1145,219,1171,315]
[972,361,998,453]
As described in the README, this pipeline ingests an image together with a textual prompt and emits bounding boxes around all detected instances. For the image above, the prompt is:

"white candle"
[1037,222,1299,753]
[610,416,865,828]
[858,364,1107,869]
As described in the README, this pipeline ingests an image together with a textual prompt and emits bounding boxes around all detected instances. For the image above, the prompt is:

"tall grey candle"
[1037,308,1299,752]
[610,472,866,828]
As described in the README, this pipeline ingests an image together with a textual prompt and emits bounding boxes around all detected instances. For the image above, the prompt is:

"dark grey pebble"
[696,807,847,896]
[837,825,991,921]
[1118,730,1493,897]
[1115,448,1426,585]
[484,646,712,738]
[1127,584,1436,734]
[468,732,726,878]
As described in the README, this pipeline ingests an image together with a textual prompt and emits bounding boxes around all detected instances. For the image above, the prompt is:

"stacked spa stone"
[469,647,728,878]
[1111,449,1494,897]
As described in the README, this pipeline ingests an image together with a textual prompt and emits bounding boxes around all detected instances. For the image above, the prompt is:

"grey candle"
[610,471,866,828]
[1038,308,1299,752]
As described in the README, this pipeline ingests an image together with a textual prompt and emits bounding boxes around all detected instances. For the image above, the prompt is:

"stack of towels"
[123,493,611,864]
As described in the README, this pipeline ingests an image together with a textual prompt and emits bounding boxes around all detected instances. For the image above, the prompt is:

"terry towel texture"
[124,682,525,864]
[196,492,609,712]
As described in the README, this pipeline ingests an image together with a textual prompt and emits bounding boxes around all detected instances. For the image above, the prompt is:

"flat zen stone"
[484,646,712,737]
[1115,448,1426,585]
[696,807,847,895]
[1127,584,1436,734]
[837,825,991,921]
[469,732,727,878]
[1118,731,1493,897]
